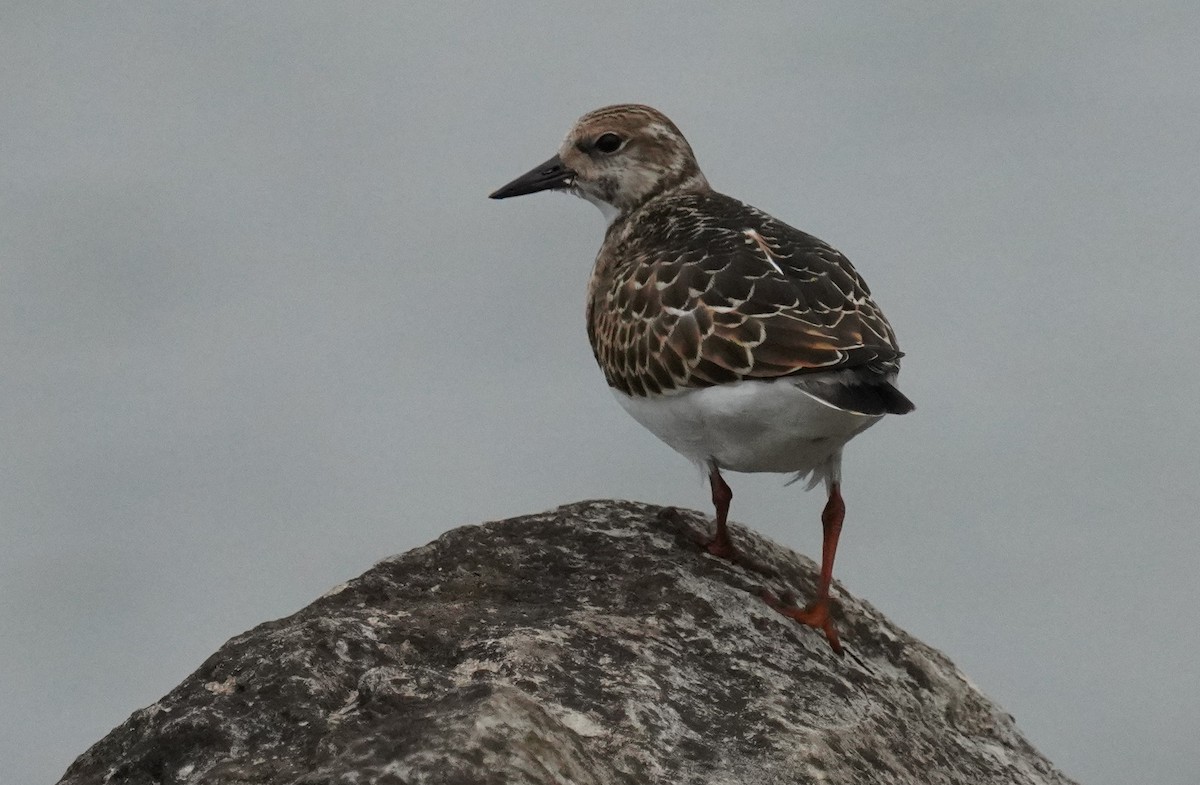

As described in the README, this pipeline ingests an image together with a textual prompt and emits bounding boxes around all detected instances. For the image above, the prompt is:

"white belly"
[613,379,881,476]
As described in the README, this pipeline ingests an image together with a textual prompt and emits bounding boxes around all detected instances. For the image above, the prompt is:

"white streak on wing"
[743,228,784,275]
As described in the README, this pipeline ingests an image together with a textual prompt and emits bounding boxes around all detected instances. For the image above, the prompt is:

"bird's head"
[490,104,710,223]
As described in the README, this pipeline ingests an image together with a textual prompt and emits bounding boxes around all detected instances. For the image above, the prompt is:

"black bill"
[489,154,575,199]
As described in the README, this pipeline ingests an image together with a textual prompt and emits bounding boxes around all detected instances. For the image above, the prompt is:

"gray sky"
[3,4,1198,783]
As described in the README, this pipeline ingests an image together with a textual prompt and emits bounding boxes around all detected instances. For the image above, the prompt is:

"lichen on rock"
[58,500,1077,785]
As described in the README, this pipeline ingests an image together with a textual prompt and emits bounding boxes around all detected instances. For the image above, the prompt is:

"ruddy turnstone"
[490,104,913,654]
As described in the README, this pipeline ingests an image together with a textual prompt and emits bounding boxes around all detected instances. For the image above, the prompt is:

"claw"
[761,590,844,656]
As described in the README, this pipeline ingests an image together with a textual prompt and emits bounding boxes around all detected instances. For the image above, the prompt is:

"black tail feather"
[803,378,915,416]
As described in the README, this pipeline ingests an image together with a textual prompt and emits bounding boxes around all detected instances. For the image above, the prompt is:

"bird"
[489,104,913,654]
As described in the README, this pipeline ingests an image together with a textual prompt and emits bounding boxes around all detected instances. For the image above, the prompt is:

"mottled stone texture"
[59,500,1076,785]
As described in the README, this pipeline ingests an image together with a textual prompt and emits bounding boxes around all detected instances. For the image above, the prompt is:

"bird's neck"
[604,169,711,233]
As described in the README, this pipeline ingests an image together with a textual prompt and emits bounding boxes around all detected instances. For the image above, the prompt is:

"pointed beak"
[489,154,575,199]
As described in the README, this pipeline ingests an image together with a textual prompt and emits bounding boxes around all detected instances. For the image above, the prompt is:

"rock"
[57,500,1077,785]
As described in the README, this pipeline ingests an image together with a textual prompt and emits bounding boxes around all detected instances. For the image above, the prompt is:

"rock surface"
[59,500,1077,785]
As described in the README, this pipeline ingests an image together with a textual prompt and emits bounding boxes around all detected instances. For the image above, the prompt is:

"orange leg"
[763,482,846,655]
[704,465,736,559]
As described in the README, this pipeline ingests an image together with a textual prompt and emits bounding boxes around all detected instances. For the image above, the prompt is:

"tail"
[805,377,915,416]
[873,382,915,415]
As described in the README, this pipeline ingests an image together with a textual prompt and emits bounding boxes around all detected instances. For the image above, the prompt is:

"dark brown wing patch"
[587,192,904,397]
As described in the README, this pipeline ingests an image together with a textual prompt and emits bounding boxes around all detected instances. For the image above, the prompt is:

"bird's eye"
[594,133,623,153]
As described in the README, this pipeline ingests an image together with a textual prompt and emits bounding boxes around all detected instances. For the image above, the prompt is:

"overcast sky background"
[3,4,1198,784]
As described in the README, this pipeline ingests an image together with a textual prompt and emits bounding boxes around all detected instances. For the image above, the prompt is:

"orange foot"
[761,590,844,656]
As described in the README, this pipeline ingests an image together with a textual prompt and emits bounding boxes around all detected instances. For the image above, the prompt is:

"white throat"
[576,190,621,226]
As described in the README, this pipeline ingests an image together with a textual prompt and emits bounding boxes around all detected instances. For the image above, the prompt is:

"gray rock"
[58,500,1077,785]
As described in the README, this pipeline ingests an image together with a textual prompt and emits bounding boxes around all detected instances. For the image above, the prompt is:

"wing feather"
[587,192,905,397]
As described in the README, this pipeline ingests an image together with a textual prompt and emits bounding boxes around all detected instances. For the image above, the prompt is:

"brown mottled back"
[587,191,903,398]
